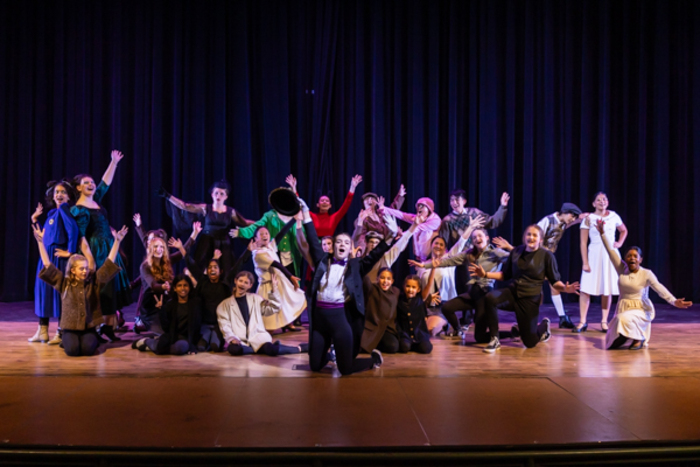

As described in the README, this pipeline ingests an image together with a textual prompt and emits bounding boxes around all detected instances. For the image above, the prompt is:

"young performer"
[439,189,510,248]
[593,220,692,349]
[470,225,580,352]
[30,181,79,345]
[363,214,420,283]
[159,180,253,274]
[71,150,131,342]
[286,174,363,237]
[352,186,406,251]
[426,227,509,344]
[249,225,306,332]
[535,203,585,328]
[217,271,309,356]
[381,197,442,262]
[396,275,437,354]
[360,268,401,354]
[132,275,202,355]
[302,198,392,375]
[34,224,127,357]
[575,192,628,333]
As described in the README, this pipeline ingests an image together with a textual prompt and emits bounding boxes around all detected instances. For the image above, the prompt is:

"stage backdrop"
[1,0,698,302]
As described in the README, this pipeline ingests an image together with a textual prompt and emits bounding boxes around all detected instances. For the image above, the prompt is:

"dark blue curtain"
[1,0,698,302]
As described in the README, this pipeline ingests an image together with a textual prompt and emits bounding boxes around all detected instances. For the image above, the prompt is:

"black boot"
[558,313,575,329]
[99,324,121,342]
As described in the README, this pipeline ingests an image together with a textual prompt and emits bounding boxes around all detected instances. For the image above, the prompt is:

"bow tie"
[331,258,347,266]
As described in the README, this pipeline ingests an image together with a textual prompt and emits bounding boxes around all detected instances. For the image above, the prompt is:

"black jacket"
[157,296,203,354]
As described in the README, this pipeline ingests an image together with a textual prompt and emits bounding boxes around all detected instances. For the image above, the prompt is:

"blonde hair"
[144,237,173,283]
[64,254,89,287]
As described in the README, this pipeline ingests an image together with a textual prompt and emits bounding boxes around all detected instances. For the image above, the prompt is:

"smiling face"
[624,249,643,272]
[234,275,253,296]
[471,229,489,251]
[77,177,96,197]
[149,238,166,259]
[207,260,220,282]
[522,226,542,251]
[404,279,420,299]
[377,270,394,291]
[211,187,229,205]
[317,195,332,213]
[71,259,90,281]
[449,195,466,212]
[254,227,271,247]
[431,237,446,258]
[53,184,70,207]
[333,234,353,260]
[592,193,609,213]
[174,279,190,301]
[321,237,333,253]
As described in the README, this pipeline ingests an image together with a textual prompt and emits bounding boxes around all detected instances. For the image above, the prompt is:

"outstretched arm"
[101,150,124,186]
[108,226,128,264]
[595,220,625,275]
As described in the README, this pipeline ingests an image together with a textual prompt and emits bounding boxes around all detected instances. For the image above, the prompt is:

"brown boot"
[48,329,62,346]
[28,325,49,343]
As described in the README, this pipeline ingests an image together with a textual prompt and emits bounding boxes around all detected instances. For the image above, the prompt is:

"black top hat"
[269,188,301,216]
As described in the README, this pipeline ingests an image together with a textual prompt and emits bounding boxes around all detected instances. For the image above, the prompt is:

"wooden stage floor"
[2,301,700,451]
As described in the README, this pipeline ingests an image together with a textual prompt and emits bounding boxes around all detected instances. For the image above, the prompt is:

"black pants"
[376,331,400,354]
[442,284,497,343]
[198,324,224,352]
[63,329,100,357]
[228,341,300,356]
[398,338,433,354]
[145,338,189,355]
[309,305,375,376]
[484,285,547,348]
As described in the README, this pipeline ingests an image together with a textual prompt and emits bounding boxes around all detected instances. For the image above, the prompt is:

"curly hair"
[143,237,173,283]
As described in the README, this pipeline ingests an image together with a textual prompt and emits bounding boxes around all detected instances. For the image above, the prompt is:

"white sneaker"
[371,349,383,368]
[483,337,501,353]
[539,318,552,343]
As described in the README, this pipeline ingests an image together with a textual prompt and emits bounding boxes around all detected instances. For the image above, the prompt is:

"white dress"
[580,211,623,295]
[252,243,307,330]
[600,236,677,349]
[416,236,469,318]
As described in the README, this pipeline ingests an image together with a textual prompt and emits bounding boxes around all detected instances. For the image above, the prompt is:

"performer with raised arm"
[34,224,127,357]
[470,225,580,352]
[381,197,441,262]
[352,185,406,251]
[159,180,253,274]
[301,197,395,375]
[591,220,692,349]
[575,192,628,333]
[71,150,131,342]
[30,180,79,346]
[286,174,363,237]
[439,189,510,248]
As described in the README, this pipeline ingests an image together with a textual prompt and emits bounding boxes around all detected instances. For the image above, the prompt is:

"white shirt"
[317,263,348,304]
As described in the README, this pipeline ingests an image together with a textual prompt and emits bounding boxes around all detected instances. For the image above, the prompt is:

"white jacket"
[217,293,273,351]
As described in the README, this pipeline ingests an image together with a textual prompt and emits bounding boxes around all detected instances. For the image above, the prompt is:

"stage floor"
[2,301,700,450]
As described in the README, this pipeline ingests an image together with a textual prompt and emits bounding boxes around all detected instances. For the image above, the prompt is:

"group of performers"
[29,151,693,373]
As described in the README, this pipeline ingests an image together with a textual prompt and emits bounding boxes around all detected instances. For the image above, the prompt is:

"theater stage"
[1,301,700,465]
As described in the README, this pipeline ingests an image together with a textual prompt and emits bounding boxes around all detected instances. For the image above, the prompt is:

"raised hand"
[383,213,399,236]
[357,208,370,223]
[350,174,363,191]
[191,221,202,238]
[297,197,310,213]
[595,219,605,235]
[212,249,222,260]
[168,237,184,250]
[398,184,406,197]
[468,263,486,278]
[352,246,363,258]
[31,203,43,223]
[112,225,129,242]
[407,259,424,269]
[162,281,171,292]
[500,192,510,206]
[492,236,513,251]
[32,224,45,243]
[54,249,71,258]
[674,298,693,309]
[285,174,297,191]
[229,228,239,239]
[377,195,386,208]
[133,213,142,227]
[111,149,124,164]
[471,214,486,230]
[429,292,441,306]
[247,239,256,252]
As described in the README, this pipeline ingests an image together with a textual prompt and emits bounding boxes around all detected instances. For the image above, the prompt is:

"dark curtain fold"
[1,0,698,302]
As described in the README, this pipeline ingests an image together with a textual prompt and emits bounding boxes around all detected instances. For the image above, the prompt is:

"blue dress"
[70,181,131,314]
[34,203,79,318]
